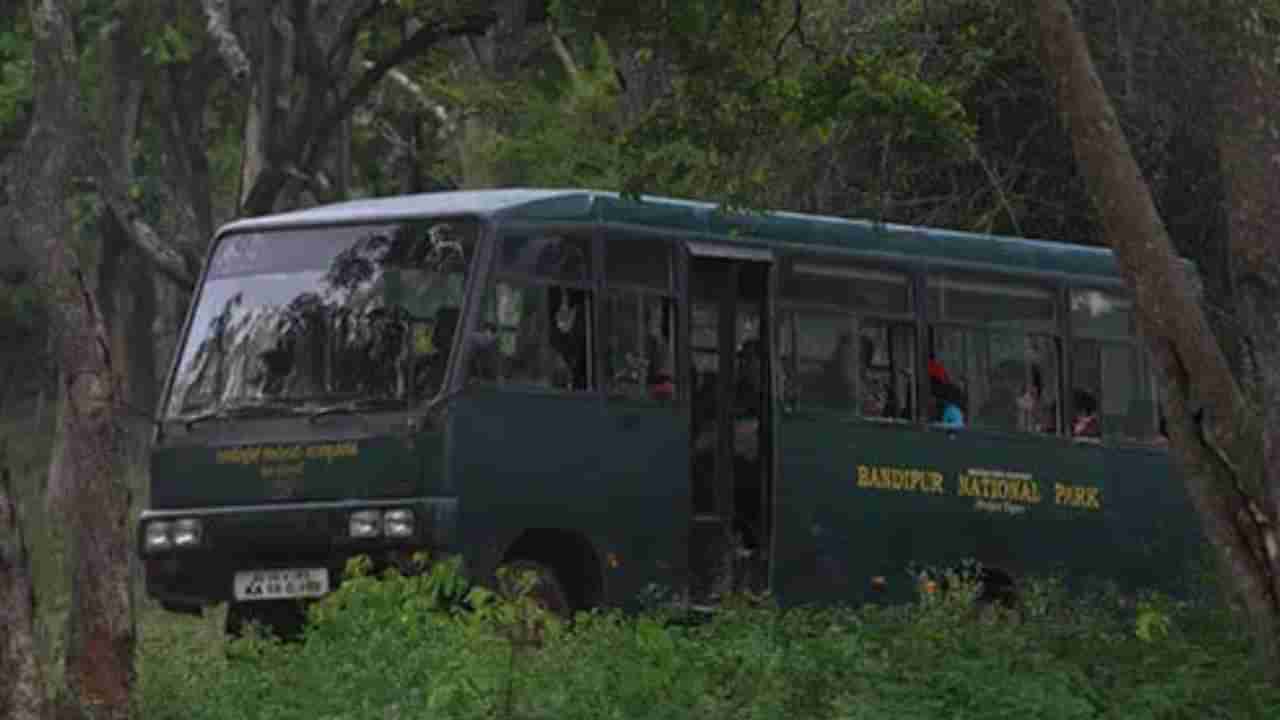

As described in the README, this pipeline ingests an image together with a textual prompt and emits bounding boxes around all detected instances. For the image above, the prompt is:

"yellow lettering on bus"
[959,469,1042,509]
[216,442,359,467]
[856,465,945,495]
[215,447,262,465]
[1054,482,1102,510]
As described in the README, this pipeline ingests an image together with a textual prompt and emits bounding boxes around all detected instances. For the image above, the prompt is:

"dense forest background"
[5,1,1280,718]
[0,0,1245,427]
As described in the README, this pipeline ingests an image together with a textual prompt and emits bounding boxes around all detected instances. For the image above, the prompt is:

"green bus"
[138,189,1201,631]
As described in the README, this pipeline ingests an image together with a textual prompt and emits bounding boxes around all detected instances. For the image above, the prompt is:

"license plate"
[233,568,329,601]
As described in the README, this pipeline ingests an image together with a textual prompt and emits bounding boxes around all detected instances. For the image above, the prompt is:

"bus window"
[1069,289,1153,441]
[928,275,1061,434]
[605,232,672,291]
[469,233,594,391]
[779,260,915,420]
[785,261,911,314]
[500,233,592,282]
[603,234,676,402]
[858,321,916,421]
[168,220,478,417]
[788,311,856,410]
[604,293,676,401]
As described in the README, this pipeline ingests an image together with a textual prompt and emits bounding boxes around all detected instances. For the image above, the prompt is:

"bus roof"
[218,188,1125,282]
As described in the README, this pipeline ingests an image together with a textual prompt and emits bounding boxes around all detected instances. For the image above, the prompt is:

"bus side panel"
[1101,447,1205,595]
[772,419,968,606]
[772,419,1119,606]
[450,390,690,608]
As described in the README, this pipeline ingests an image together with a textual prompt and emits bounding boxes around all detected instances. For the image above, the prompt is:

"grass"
[129,563,1280,720]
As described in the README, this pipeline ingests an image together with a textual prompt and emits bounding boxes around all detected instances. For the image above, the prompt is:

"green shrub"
[134,558,1280,720]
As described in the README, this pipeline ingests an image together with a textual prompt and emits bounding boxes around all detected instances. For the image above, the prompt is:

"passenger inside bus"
[1016,365,1057,434]
[1072,389,1101,438]
[978,359,1026,431]
[734,339,764,460]
[645,307,676,401]
[859,334,903,419]
[819,332,857,409]
[928,358,966,427]
[547,287,590,389]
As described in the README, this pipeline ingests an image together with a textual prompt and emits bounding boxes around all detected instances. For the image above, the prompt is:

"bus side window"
[779,260,915,419]
[604,293,676,401]
[1069,288,1151,441]
[927,275,1061,435]
[468,233,595,391]
[603,233,677,402]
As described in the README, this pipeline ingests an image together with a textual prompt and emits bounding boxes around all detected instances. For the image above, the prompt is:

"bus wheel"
[975,568,1019,613]
[497,559,572,619]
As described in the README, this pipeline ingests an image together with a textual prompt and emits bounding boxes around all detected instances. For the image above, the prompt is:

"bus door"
[686,244,775,600]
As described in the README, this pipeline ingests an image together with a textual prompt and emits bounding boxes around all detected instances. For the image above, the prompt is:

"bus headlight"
[349,510,382,538]
[172,518,203,548]
[383,509,415,538]
[144,521,173,553]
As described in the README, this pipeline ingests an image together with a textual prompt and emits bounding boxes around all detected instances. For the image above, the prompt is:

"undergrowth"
[133,559,1280,720]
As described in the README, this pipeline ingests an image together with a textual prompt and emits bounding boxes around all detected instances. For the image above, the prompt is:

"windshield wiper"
[307,397,406,424]
[182,401,303,431]
[306,386,467,427]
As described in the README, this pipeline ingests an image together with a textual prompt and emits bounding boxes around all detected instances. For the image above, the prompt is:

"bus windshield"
[166,219,479,420]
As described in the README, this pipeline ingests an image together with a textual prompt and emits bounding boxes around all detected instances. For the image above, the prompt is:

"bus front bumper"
[138,497,457,612]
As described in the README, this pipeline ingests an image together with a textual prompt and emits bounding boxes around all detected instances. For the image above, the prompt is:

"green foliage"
[480,36,627,189]
[520,1,978,212]
[0,17,33,132]
[142,24,195,66]
[0,280,45,347]
[134,560,1280,720]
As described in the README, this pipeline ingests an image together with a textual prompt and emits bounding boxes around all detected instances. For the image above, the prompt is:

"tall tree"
[1034,0,1280,676]
[8,0,135,717]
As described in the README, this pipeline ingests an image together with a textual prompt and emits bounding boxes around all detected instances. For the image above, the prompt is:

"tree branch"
[201,0,251,82]
[85,150,198,290]
[550,33,580,83]
[327,12,495,137]
[329,0,383,71]
[243,11,496,216]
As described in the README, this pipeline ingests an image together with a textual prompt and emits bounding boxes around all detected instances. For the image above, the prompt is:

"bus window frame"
[1067,285,1160,446]
[467,221,602,397]
[777,253,919,424]
[157,213,492,433]
[601,228,680,403]
[924,270,1065,439]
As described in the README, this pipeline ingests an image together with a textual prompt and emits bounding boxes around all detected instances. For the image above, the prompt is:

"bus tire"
[497,559,572,619]
[975,568,1019,610]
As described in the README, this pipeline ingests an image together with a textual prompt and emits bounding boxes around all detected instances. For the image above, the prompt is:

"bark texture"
[12,1,137,717]
[1216,40,1280,554]
[1034,0,1280,676]
[0,465,46,720]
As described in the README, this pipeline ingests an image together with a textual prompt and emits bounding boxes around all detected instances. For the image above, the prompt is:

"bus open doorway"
[687,250,775,602]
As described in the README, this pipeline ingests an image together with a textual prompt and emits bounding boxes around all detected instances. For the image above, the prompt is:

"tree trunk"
[1034,0,1280,678]
[0,464,47,720]
[1215,40,1280,546]
[13,2,136,717]
[238,0,289,214]
[99,212,157,463]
